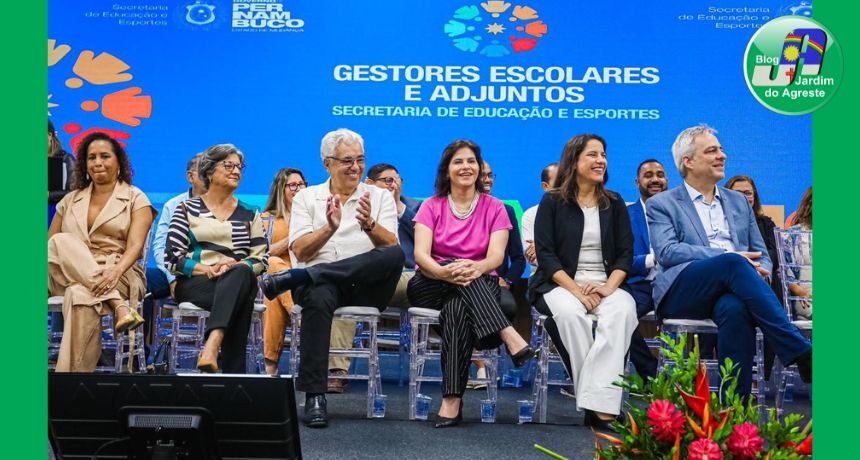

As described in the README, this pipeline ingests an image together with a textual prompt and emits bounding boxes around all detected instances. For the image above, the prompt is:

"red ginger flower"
[726,422,764,459]
[647,400,686,443]
[688,438,724,460]
[797,433,812,455]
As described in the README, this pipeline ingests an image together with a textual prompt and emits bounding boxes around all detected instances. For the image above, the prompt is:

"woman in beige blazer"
[48,132,155,372]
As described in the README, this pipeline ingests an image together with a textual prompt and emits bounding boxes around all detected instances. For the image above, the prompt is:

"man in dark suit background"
[647,124,812,397]
[365,163,421,308]
[625,158,667,379]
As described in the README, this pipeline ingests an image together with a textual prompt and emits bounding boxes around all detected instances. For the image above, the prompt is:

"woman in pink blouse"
[408,139,534,428]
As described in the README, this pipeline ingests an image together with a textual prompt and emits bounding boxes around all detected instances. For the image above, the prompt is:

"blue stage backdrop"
[48,0,812,217]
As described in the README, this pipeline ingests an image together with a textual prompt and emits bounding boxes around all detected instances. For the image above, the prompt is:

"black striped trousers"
[407,272,510,397]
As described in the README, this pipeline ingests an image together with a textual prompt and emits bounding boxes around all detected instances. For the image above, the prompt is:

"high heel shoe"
[197,354,219,373]
[583,409,622,432]
[115,305,144,334]
[508,345,536,368]
[434,400,464,428]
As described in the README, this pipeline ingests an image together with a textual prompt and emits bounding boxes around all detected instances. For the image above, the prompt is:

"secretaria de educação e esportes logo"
[444,2,548,57]
[743,15,842,115]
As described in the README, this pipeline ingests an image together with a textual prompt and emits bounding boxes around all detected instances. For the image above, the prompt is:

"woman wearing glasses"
[165,144,268,373]
[261,167,307,375]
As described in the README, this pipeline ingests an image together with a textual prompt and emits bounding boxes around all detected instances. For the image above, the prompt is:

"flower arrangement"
[592,334,812,460]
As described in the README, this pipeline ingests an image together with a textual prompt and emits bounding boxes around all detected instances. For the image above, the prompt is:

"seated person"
[529,134,638,430]
[365,163,421,308]
[165,144,267,374]
[406,139,534,428]
[786,186,812,320]
[260,167,304,375]
[647,125,812,398]
[48,132,155,372]
[260,128,404,428]
[145,153,205,348]
[522,162,558,275]
[626,158,668,379]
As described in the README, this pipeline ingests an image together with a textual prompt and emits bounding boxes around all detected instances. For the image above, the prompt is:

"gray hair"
[671,124,717,177]
[320,128,364,161]
[198,144,244,188]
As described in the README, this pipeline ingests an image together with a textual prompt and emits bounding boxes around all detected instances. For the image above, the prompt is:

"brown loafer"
[326,369,350,394]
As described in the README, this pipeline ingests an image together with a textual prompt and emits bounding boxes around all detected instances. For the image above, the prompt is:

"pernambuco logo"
[743,16,842,115]
[48,39,153,151]
[444,2,548,57]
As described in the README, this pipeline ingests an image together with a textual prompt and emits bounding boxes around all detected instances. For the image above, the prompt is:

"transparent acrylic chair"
[289,304,384,418]
[407,307,499,421]
[528,307,575,423]
[165,215,274,374]
[774,227,812,416]
[658,320,766,408]
[528,307,633,423]
[48,227,152,373]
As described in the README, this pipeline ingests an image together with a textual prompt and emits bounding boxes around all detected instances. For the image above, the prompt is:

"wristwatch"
[361,218,376,233]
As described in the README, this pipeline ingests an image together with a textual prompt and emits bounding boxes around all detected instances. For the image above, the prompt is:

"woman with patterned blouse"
[165,144,267,373]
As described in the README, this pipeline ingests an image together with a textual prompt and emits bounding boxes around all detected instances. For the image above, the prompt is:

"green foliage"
[590,333,811,460]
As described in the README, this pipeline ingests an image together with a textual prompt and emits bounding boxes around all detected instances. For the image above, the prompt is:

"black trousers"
[407,272,510,397]
[499,287,517,322]
[628,281,658,379]
[175,264,257,373]
[294,245,404,394]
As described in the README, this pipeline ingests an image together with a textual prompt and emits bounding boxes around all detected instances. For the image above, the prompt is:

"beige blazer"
[53,181,155,310]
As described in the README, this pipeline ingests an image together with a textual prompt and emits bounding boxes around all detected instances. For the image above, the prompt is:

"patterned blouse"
[165,197,268,277]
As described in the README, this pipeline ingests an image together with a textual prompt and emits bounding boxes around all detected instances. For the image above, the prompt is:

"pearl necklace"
[448,193,480,220]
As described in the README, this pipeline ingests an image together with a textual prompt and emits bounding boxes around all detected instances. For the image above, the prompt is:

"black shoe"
[583,409,621,433]
[434,400,464,428]
[794,350,812,384]
[260,269,301,300]
[509,346,536,368]
[303,394,328,428]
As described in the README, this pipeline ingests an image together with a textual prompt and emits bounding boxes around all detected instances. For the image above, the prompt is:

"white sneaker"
[467,367,488,390]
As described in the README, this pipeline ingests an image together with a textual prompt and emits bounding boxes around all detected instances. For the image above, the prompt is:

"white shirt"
[683,181,735,252]
[638,198,658,282]
[574,207,607,283]
[289,179,398,267]
[521,204,538,275]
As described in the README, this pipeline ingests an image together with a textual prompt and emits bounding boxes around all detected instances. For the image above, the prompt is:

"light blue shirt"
[683,181,735,252]
[152,190,193,284]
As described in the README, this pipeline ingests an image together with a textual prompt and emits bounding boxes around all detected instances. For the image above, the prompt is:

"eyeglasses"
[286,181,307,192]
[220,161,246,172]
[326,156,365,167]
[481,172,497,180]
[374,177,398,185]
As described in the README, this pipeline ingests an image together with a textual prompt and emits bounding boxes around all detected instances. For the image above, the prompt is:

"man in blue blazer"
[626,158,668,379]
[646,125,811,397]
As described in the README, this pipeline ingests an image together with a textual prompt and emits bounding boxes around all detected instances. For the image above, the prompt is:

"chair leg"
[289,311,301,376]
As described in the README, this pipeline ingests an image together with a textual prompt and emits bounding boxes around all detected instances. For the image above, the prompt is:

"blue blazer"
[646,185,772,307]
[398,195,422,269]
[627,200,651,284]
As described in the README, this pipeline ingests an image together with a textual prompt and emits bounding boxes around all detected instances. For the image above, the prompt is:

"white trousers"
[543,286,638,415]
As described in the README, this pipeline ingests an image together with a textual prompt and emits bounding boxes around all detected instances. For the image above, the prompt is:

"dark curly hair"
[72,132,134,190]
[434,139,485,197]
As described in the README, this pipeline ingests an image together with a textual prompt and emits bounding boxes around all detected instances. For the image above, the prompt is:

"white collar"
[683,180,721,203]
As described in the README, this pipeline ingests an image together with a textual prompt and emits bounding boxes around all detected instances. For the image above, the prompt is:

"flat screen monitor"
[49,373,302,459]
